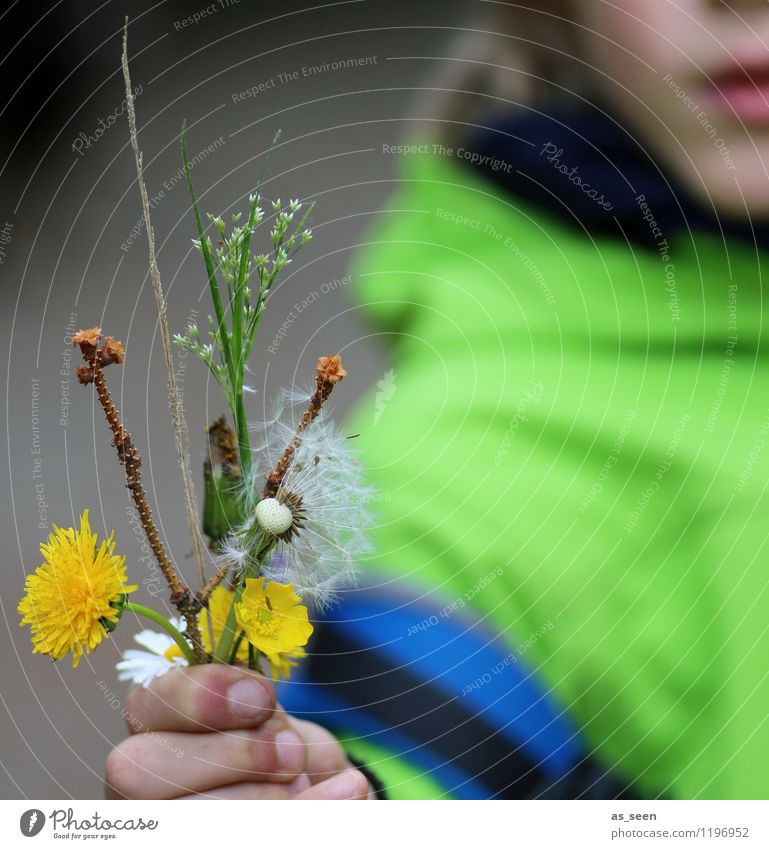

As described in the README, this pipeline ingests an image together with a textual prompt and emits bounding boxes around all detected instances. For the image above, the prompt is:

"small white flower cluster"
[172,194,313,410]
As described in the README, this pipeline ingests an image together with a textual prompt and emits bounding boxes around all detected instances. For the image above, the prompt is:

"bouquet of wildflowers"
[18,28,372,687]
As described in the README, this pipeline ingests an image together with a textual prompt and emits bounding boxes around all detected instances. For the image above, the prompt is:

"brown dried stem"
[75,332,207,663]
[263,355,347,498]
[198,560,232,606]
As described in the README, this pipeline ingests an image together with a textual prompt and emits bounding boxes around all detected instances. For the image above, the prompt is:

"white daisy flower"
[116,618,189,688]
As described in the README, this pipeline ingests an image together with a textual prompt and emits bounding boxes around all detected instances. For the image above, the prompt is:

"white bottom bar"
[4,800,769,848]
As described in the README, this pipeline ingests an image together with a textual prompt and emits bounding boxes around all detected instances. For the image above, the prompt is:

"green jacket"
[344,148,769,799]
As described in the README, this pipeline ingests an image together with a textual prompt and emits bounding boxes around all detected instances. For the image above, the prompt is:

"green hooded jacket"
[344,147,769,800]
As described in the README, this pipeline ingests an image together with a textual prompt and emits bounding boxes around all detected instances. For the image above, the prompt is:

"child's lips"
[705,63,769,125]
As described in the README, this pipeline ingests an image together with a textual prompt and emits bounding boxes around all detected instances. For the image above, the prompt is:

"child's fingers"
[184,770,371,800]
[178,775,312,800]
[289,716,355,784]
[295,769,370,800]
[123,665,276,734]
[105,720,306,799]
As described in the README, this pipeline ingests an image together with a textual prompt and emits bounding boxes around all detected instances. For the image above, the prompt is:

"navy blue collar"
[464,105,769,249]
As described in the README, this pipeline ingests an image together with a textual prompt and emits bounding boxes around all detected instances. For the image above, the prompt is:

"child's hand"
[104,664,371,800]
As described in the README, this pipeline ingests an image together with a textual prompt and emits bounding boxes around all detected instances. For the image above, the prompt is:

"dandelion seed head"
[255,497,294,536]
[240,386,374,610]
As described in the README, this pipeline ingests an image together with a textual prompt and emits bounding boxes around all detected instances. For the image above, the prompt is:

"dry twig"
[263,355,347,498]
[121,20,208,589]
[74,330,207,662]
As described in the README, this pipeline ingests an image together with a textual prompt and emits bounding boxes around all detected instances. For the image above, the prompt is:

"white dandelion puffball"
[240,386,375,610]
[255,497,294,535]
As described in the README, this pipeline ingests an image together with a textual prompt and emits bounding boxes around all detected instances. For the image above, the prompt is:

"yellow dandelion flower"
[266,646,306,681]
[18,510,138,668]
[235,578,313,657]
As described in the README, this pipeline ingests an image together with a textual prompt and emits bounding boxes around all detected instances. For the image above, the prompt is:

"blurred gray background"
[0,0,469,798]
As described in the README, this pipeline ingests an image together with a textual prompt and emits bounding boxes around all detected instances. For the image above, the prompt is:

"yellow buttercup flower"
[18,510,137,668]
[235,578,313,657]
[178,585,309,676]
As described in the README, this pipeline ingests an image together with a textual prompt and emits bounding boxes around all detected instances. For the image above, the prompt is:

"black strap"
[347,755,389,800]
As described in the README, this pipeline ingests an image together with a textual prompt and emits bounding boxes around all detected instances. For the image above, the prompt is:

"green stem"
[229,198,261,483]
[235,391,251,485]
[182,124,237,390]
[183,123,252,481]
[124,602,197,666]
[228,629,246,665]
[212,533,275,662]
[212,598,241,663]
